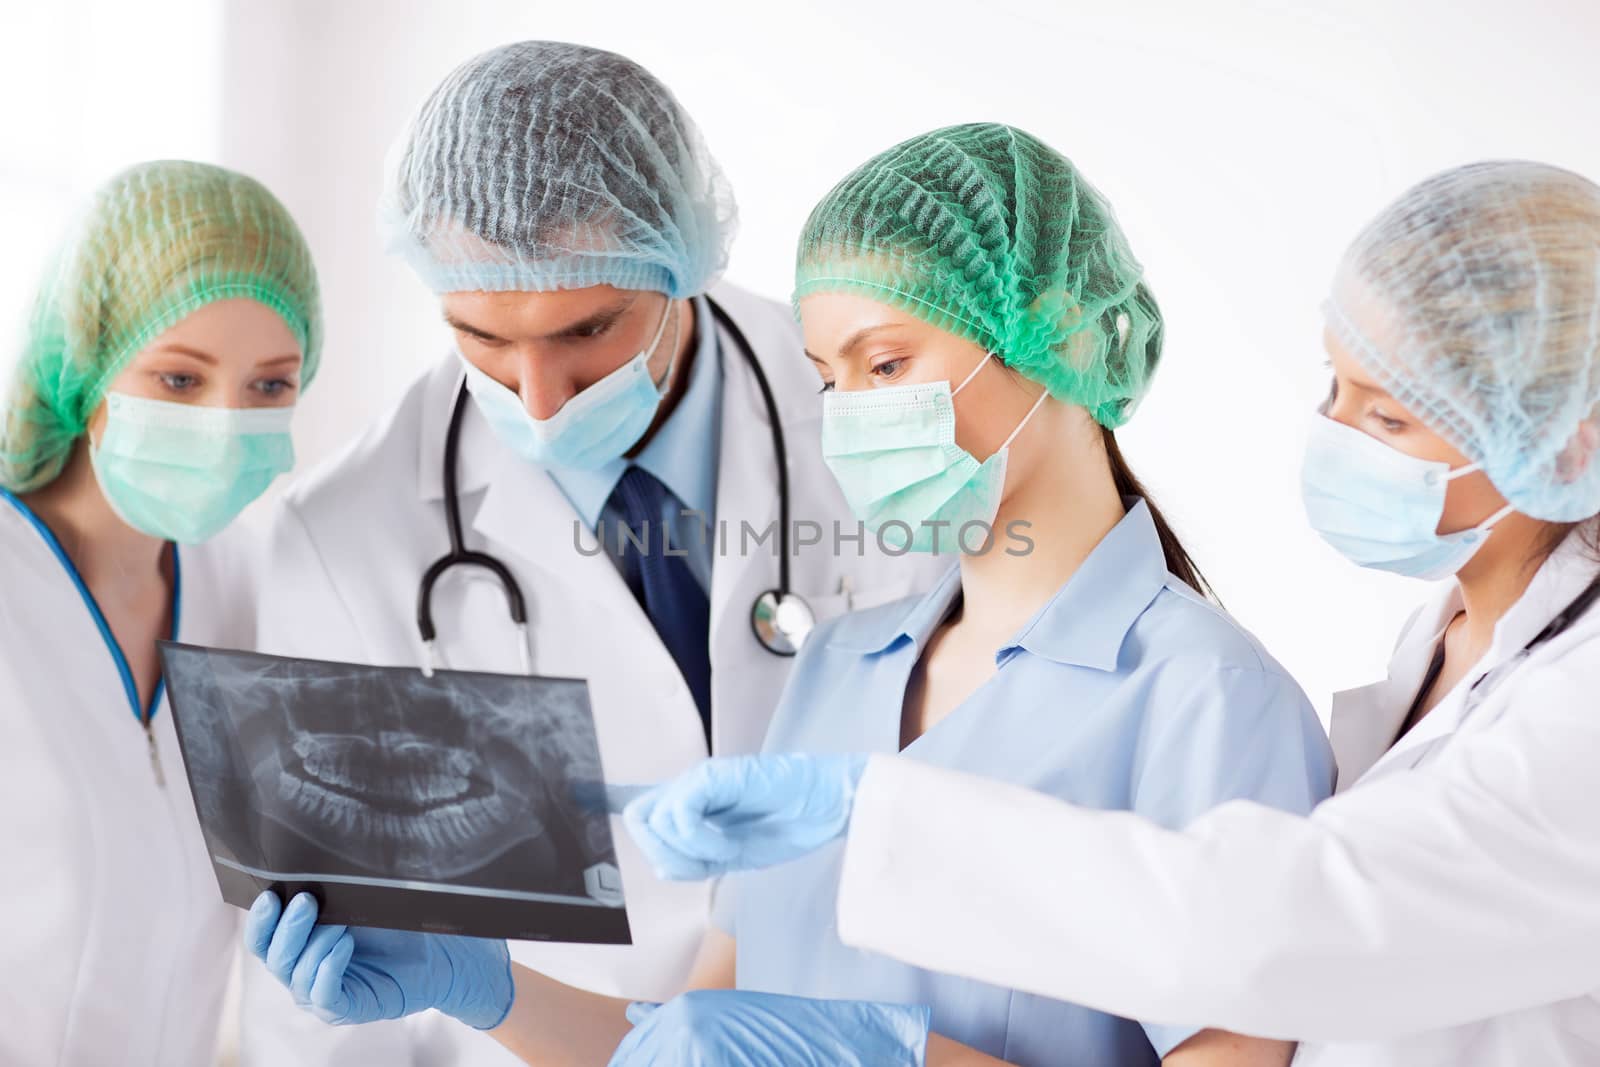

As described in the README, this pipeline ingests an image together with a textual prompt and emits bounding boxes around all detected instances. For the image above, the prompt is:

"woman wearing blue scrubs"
[242,124,1331,1066]
[0,161,320,1066]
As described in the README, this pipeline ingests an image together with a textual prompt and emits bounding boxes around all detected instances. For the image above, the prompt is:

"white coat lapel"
[1358,541,1600,783]
[460,400,712,761]
[467,424,657,653]
[1327,680,1399,793]
[1329,590,1459,790]
[416,361,627,604]
[415,375,660,676]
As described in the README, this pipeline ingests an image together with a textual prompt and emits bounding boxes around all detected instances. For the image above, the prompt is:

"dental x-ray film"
[157,642,631,944]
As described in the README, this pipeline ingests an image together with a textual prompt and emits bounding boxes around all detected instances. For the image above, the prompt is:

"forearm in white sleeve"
[836,659,1600,1043]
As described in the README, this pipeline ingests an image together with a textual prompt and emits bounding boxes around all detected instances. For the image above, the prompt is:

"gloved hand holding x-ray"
[159,642,631,943]
[621,753,868,880]
[245,890,514,1029]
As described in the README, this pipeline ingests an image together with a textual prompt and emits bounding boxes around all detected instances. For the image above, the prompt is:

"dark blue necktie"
[609,465,713,742]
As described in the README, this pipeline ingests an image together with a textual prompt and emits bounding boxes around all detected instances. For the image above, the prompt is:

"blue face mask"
[1301,415,1515,580]
[461,298,676,470]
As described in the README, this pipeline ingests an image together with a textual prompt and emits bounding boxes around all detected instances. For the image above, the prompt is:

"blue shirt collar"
[827,497,1171,670]
[547,295,722,525]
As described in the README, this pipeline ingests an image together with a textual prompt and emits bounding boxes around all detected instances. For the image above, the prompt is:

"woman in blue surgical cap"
[621,161,1600,1067]
[0,160,321,1067]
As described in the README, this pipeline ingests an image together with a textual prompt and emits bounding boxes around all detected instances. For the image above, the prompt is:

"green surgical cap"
[0,160,321,492]
[794,123,1161,428]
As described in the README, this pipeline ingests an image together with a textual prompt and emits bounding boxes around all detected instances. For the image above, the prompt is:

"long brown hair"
[1102,426,1215,600]
[1533,517,1600,572]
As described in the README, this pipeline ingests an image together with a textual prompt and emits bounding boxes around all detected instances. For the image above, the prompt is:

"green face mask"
[90,392,296,543]
[821,355,1047,553]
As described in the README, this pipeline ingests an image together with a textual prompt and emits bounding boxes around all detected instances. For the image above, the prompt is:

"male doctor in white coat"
[239,41,939,1066]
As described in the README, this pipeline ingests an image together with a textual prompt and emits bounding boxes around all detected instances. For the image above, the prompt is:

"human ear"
[1553,417,1600,483]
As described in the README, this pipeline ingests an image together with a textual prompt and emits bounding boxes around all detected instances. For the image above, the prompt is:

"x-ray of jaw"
[159,642,631,944]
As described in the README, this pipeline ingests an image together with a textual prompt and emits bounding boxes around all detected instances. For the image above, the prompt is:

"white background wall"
[4,0,1599,717]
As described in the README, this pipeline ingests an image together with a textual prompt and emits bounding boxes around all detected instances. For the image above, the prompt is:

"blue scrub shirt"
[722,498,1334,1065]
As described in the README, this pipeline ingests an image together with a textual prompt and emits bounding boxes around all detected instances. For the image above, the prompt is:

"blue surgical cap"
[378,41,737,297]
[1327,160,1600,523]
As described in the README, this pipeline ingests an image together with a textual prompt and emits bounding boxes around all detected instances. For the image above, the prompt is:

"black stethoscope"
[416,296,816,676]
[1459,568,1600,715]
[1392,565,1600,773]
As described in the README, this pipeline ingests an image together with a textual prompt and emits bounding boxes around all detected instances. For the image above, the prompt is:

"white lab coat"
[0,503,252,1066]
[836,530,1600,1065]
[239,282,942,1066]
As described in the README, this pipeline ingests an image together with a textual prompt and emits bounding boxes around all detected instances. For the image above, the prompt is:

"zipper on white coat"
[145,715,166,787]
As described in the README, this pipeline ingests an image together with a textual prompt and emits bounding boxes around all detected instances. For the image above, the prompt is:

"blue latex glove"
[243,891,514,1030]
[622,753,868,880]
[608,989,930,1066]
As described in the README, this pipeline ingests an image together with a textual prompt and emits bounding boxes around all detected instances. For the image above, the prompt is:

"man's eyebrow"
[442,297,638,343]
[544,298,635,340]
[442,312,505,343]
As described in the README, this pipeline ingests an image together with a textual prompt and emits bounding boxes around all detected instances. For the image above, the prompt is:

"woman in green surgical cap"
[600,158,1600,1067]
[0,159,321,1067]
[244,124,1331,1067]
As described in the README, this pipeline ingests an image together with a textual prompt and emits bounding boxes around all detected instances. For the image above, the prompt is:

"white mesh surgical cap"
[1326,160,1600,522]
[379,41,737,297]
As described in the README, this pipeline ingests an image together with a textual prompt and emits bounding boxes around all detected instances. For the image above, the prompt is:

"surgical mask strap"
[997,387,1050,453]
[1473,502,1516,534]
[1436,459,1516,533]
[1439,460,1484,484]
[645,297,678,395]
[949,352,1048,456]
[950,352,993,398]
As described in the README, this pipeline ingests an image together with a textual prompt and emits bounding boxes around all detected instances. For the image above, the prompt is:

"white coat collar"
[1330,528,1600,789]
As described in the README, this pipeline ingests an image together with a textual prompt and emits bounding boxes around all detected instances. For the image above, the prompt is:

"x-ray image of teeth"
[158,642,631,944]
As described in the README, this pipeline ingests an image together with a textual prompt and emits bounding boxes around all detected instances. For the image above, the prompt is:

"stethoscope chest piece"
[751,588,815,657]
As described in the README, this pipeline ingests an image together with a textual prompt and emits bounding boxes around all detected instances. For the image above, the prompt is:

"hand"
[622,753,869,880]
[244,891,514,1030]
[608,989,929,1066]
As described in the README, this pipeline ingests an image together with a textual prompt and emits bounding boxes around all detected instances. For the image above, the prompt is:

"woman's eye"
[871,358,905,380]
[254,378,298,398]
[816,380,836,394]
[1371,410,1405,432]
[158,372,200,392]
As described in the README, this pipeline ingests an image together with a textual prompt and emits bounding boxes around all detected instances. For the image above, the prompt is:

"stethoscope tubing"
[417,295,800,671]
